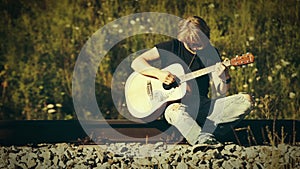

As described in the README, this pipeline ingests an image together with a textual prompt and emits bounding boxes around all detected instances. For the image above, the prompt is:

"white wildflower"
[258,104,264,108]
[267,76,273,82]
[140,25,145,30]
[281,59,290,66]
[280,74,286,80]
[55,103,62,108]
[289,92,296,99]
[248,36,255,41]
[275,65,282,69]
[130,20,136,25]
[243,84,248,88]
[47,104,54,109]
[208,3,215,8]
[118,29,123,33]
[246,41,250,46]
[48,109,56,114]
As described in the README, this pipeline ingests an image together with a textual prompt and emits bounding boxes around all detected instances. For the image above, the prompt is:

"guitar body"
[125,63,187,119]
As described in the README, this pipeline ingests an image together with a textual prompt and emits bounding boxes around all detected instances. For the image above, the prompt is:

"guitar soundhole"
[162,77,180,90]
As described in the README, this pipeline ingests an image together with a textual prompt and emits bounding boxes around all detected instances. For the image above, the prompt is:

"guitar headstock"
[229,53,255,66]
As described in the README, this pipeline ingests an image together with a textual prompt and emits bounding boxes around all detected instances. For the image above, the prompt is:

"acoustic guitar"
[125,53,254,119]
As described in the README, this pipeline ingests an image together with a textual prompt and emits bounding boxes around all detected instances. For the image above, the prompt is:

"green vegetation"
[0,0,299,120]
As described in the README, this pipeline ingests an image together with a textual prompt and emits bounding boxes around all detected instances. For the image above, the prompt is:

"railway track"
[0,120,299,146]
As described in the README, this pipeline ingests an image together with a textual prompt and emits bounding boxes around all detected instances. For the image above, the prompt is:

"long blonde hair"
[177,16,210,49]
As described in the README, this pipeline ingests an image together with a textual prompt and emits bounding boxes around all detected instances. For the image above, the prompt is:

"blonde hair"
[177,16,210,48]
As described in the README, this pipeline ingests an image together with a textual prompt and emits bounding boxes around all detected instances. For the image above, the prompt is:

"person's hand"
[214,62,226,78]
[157,70,175,85]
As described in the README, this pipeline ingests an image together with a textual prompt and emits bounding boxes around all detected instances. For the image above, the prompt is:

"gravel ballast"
[1,142,299,169]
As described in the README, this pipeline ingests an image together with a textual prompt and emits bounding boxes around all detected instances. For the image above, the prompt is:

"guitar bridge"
[147,80,153,100]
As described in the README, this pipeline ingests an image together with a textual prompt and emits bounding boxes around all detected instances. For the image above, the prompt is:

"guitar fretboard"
[178,57,233,83]
[179,65,216,83]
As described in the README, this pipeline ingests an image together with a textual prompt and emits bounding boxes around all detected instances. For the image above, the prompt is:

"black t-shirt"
[155,39,218,97]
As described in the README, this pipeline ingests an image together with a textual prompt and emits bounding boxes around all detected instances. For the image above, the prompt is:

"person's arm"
[131,47,175,85]
[212,62,231,95]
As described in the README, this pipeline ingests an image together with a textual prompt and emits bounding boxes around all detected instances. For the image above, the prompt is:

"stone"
[53,156,59,165]
[154,142,164,148]
[198,159,210,168]
[211,159,224,168]
[176,162,188,169]
[221,149,231,155]
[134,157,151,166]
[160,163,171,169]
[224,144,237,152]
[229,158,244,168]
[278,143,289,154]
[150,156,159,165]
[190,154,199,165]
[244,146,259,160]
[58,160,66,168]
[253,162,264,169]
[1,142,300,168]
[222,160,233,168]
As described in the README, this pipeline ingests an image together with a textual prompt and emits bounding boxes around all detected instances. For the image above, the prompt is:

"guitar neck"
[178,52,254,83]
[179,65,215,83]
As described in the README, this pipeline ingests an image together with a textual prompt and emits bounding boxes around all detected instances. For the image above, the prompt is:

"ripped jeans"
[164,93,252,145]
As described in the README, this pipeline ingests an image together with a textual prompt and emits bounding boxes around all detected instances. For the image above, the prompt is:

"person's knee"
[238,93,253,104]
[164,103,184,124]
[239,93,253,113]
[242,94,252,102]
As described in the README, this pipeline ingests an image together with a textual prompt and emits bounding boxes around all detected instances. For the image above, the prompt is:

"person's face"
[186,42,203,52]
[188,43,202,51]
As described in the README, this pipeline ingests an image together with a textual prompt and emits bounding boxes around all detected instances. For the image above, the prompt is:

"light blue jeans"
[164,93,252,145]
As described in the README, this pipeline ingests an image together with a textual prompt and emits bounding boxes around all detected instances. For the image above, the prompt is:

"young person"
[130,16,252,145]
